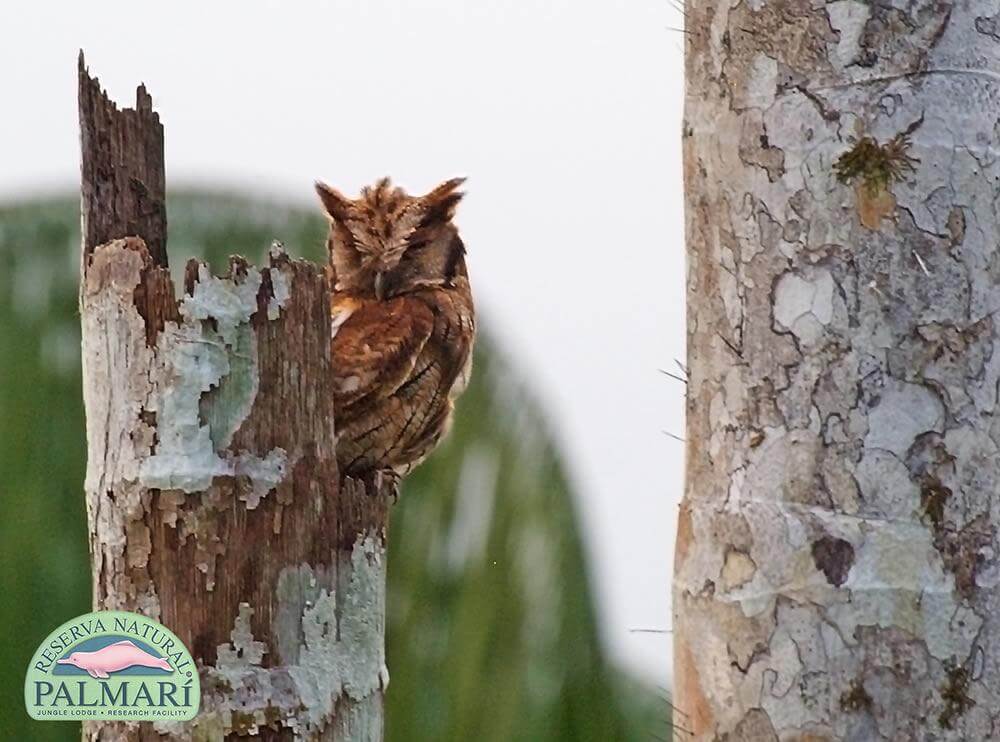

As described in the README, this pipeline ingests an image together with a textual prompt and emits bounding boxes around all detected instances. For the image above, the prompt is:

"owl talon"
[347,470,400,501]
[374,470,401,502]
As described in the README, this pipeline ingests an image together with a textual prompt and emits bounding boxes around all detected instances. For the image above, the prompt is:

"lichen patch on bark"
[159,535,387,740]
[139,260,289,497]
[834,131,919,230]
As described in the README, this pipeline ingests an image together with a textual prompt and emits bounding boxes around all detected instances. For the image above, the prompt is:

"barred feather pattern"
[315,177,475,477]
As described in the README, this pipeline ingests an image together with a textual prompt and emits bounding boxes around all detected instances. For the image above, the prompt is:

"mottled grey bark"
[674,2,1000,739]
[79,59,389,741]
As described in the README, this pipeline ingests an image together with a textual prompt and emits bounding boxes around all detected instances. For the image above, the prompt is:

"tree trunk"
[674,3,1000,739]
[78,55,389,741]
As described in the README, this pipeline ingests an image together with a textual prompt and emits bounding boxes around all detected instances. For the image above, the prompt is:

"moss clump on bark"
[939,663,975,729]
[839,679,873,713]
[920,475,952,529]
[834,134,918,195]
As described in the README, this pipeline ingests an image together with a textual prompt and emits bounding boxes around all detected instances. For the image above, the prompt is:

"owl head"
[315,177,468,300]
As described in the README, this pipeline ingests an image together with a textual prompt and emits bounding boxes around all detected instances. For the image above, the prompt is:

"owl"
[315,176,476,481]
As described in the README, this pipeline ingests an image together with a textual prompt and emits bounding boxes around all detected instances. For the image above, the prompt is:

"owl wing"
[331,295,436,408]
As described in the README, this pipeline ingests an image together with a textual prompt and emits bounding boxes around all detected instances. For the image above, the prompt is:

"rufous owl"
[315,176,475,479]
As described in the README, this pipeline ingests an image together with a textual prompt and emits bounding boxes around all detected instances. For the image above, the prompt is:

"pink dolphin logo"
[56,640,172,679]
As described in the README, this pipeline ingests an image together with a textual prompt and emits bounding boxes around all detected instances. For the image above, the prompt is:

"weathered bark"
[79,51,167,269]
[674,3,1000,740]
[79,59,388,741]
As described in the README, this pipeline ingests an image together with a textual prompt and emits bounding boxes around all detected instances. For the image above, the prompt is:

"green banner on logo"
[24,610,200,721]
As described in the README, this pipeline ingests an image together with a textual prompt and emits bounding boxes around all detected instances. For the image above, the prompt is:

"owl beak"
[374,271,386,301]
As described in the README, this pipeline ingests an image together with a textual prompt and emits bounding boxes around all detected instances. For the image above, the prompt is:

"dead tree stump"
[78,54,389,741]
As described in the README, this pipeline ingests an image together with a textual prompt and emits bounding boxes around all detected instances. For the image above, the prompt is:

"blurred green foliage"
[0,194,660,741]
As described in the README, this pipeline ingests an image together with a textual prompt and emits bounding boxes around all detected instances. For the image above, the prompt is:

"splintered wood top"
[78,51,167,270]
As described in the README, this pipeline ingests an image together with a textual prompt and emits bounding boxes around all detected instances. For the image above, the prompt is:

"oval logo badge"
[24,610,200,721]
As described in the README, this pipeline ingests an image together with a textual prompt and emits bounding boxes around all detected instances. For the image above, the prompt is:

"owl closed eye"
[315,176,469,301]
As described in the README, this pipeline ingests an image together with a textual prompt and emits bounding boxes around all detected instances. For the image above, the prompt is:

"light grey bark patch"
[721,548,757,590]
[287,535,387,731]
[773,268,835,345]
[274,562,335,666]
[199,322,258,450]
[182,262,262,346]
[215,602,268,685]
[864,380,944,457]
[232,449,291,509]
[742,427,826,506]
[877,92,899,118]
[827,0,873,70]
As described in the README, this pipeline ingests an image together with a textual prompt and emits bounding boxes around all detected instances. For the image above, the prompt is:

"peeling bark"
[675,1,1000,739]
[79,60,388,741]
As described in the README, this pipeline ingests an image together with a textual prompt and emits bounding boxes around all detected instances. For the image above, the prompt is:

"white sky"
[1,0,686,685]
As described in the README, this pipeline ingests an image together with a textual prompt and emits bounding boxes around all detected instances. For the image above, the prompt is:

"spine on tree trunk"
[675,3,1000,740]
[78,55,388,741]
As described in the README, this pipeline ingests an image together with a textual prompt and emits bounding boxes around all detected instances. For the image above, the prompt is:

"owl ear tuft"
[422,177,466,222]
[315,181,352,221]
